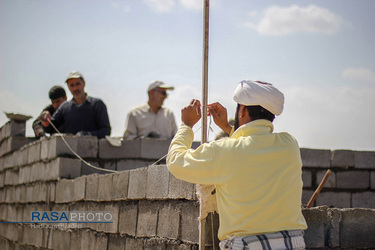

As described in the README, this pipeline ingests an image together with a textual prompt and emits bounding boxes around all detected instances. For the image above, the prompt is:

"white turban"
[233,80,284,116]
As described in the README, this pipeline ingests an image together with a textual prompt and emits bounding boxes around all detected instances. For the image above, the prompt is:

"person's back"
[167,80,307,249]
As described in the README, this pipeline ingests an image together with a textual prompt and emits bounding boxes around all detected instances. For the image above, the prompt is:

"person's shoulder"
[129,103,148,112]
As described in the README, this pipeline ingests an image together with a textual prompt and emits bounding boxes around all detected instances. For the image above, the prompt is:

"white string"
[48,119,118,173]
[47,114,215,173]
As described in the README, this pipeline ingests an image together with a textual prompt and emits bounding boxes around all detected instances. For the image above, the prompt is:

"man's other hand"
[181,99,201,128]
[40,111,51,127]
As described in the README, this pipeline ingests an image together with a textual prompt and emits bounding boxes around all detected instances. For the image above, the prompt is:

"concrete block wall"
[300,148,375,208]
[1,120,375,249]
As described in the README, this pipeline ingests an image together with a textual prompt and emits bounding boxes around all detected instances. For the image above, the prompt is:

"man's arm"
[123,111,138,140]
[166,99,226,185]
[89,100,111,139]
[208,102,232,134]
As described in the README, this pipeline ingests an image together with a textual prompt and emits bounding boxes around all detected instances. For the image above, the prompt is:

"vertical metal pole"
[201,0,209,144]
[200,1,210,249]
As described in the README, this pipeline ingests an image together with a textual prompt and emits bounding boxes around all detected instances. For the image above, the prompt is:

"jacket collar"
[230,119,274,139]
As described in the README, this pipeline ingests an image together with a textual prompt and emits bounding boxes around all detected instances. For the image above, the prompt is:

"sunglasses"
[154,89,168,96]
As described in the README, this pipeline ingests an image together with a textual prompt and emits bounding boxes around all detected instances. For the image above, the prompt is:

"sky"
[1,0,375,151]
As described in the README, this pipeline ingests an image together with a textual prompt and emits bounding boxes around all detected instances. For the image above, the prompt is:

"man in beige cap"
[123,80,177,140]
[41,71,111,139]
[167,80,307,249]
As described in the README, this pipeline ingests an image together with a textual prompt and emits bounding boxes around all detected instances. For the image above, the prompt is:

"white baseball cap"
[147,80,174,92]
[65,71,85,82]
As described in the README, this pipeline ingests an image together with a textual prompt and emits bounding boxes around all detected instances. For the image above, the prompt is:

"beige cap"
[147,80,174,92]
[65,71,85,82]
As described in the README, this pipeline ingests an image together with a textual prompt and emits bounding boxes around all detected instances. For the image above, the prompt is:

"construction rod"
[199,0,210,249]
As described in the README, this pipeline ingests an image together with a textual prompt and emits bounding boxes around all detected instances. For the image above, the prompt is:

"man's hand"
[40,111,51,127]
[208,102,232,134]
[181,99,201,128]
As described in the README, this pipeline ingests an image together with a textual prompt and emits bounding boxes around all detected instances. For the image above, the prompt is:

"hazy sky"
[1,0,374,150]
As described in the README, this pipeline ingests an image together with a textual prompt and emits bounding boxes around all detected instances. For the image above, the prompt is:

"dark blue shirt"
[44,96,111,139]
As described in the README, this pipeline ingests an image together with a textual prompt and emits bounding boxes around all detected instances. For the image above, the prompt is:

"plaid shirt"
[219,230,305,250]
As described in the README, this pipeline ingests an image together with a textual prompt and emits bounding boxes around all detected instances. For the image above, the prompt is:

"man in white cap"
[167,80,307,249]
[123,80,177,140]
[41,71,111,139]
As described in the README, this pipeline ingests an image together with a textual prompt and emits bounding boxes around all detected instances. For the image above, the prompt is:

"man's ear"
[239,105,246,118]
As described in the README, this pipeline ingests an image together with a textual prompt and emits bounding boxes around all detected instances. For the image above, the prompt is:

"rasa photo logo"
[31,211,113,223]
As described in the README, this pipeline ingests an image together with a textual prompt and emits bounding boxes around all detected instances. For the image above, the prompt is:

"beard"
[234,104,240,131]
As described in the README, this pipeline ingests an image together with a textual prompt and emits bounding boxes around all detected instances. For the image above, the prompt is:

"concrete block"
[98,173,114,201]
[331,150,354,168]
[47,134,78,160]
[76,136,98,158]
[340,208,375,248]
[316,170,336,188]
[27,141,41,164]
[47,157,81,180]
[316,191,351,208]
[0,157,4,171]
[94,233,109,250]
[55,179,74,203]
[302,206,327,248]
[17,147,29,167]
[118,202,138,236]
[52,230,71,250]
[144,238,167,250]
[355,151,375,169]
[327,208,341,248]
[30,162,45,183]
[0,172,5,188]
[112,171,129,200]
[352,192,375,208]
[103,160,117,171]
[25,185,34,203]
[137,200,159,237]
[80,230,96,249]
[337,171,370,189]
[85,173,99,200]
[300,148,331,168]
[180,201,200,243]
[103,203,119,233]
[5,136,29,156]
[48,182,56,203]
[168,173,196,200]
[125,238,144,250]
[372,172,375,189]
[40,136,50,161]
[108,234,125,250]
[146,164,170,199]
[19,166,31,184]
[117,159,152,171]
[3,154,15,169]
[9,120,26,137]
[157,201,180,239]
[81,160,109,175]
[302,170,312,188]
[74,176,86,201]
[140,138,171,159]
[128,167,148,199]
[99,138,141,159]
[70,229,82,250]
[33,182,48,202]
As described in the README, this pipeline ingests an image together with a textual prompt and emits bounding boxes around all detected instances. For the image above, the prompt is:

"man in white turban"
[167,80,307,249]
